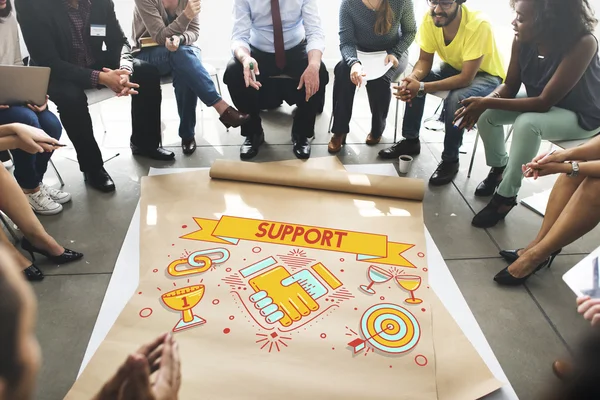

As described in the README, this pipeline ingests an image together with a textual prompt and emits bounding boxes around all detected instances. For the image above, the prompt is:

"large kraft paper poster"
[67,159,501,400]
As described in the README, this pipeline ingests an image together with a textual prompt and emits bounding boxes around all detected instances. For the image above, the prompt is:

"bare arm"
[481,34,598,112]
[408,50,434,81]
[493,37,522,99]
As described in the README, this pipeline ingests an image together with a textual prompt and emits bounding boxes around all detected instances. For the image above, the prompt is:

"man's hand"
[577,296,600,327]
[27,95,49,113]
[12,123,58,153]
[241,56,262,90]
[394,76,419,104]
[0,105,9,110]
[166,36,180,52]
[100,68,140,96]
[183,0,201,19]
[350,63,365,87]
[385,54,399,69]
[298,64,320,102]
[453,97,488,130]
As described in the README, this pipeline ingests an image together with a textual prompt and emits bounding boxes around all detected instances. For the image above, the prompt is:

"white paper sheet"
[563,245,600,298]
[357,50,393,82]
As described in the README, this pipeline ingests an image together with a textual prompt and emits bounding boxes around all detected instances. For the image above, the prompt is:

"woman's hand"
[522,150,569,179]
[350,63,365,87]
[385,54,399,69]
[12,123,58,153]
[27,95,49,113]
[577,296,600,327]
[453,97,488,130]
[521,161,568,179]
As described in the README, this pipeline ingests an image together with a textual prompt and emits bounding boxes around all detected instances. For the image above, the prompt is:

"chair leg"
[504,125,513,143]
[214,73,229,133]
[467,131,480,178]
[49,159,65,187]
[0,213,19,243]
[394,98,400,143]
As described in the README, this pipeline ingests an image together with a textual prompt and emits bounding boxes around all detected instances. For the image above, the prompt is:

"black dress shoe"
[429,160,459,186]
[23,264,44,281]
[83,167,115,192]
[131,143,175,161]
[292,135,311,160]
[182,138,197,155]
[378,139,421,159]
[240,132,264,160]
[21,237,84,264]
[472,193,517,228]
[493,253,559,286]
[500,248,562,263]
[475,166,505,197]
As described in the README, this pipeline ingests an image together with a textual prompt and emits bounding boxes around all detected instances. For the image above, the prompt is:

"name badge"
[90,24,106,37]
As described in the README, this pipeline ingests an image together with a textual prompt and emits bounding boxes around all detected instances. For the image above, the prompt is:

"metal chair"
[0,212,19,242]
[6,150,64,187]
[467,126,513,178]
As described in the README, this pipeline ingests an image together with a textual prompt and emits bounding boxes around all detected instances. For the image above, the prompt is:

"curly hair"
[510,0,598,51]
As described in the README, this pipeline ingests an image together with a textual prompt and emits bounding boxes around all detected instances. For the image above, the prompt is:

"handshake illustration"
[247,261,342,327]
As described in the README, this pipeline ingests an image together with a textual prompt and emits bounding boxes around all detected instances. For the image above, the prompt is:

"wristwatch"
[417,82,426,98]
[567,161,580,177]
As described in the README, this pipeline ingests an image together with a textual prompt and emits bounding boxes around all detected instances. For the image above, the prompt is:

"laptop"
[0,65,50,107]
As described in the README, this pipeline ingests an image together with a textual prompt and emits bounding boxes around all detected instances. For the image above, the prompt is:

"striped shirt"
[63,0,99,86]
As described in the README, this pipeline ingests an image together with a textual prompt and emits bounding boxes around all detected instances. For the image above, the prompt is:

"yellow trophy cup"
[161,285,206,332]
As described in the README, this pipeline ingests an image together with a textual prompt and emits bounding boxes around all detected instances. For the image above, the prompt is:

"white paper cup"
[398,155,413,174]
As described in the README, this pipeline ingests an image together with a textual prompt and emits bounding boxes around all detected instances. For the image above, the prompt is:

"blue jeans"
[135,45,221,140]
[402,63,502,161]
[0,106,62,189]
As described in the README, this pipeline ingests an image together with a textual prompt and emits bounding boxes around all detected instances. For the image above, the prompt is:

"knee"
[3,107,40,127]
[42,111,63,139]
[513,113,542,137]
[334,60,350,79]
[49,84,87,108]
[319,63,330,88]
[131,61,161,85]
[171,45,198,63]
[223,57,244,85]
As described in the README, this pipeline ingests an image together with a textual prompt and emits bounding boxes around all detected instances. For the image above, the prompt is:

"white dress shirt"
[231,0,326,55]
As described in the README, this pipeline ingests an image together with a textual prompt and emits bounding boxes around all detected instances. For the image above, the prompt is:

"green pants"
[478,106,598,197]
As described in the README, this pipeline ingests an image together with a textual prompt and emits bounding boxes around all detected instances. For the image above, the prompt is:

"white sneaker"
[26,190,63,215]
[40,183,71,204]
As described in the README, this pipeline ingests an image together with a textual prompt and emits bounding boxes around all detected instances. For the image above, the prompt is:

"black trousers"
[223,42,329,138]
[47,58,162,172]
[331,60,392,138]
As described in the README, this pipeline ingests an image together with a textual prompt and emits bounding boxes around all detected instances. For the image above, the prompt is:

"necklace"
[364,0,380,11]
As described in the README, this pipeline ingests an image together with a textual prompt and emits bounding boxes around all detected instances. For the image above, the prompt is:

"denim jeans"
[136,45,222,140]
[0,106,62,189]
[402,63,502,162]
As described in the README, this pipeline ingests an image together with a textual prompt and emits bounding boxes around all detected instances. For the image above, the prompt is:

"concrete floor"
[7,0,600,398]
[6,73,595,400]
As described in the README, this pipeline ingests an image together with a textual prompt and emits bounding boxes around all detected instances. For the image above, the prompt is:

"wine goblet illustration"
[359,265,393,294]
[161,284,206,332]
[395,275,423,304]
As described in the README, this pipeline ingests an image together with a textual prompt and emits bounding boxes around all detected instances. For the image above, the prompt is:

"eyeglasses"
[426,0,456,9]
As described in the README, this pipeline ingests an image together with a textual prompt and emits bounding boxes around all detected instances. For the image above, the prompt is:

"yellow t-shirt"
[416,5,506,80]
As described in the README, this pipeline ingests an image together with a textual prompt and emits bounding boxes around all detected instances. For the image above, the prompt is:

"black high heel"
[494,252,559,286]
[499,248,562,264]
[23,264,44,281]
[21,238,84,264]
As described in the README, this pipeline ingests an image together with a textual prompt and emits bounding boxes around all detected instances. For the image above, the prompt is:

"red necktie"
[270,0,286,70]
